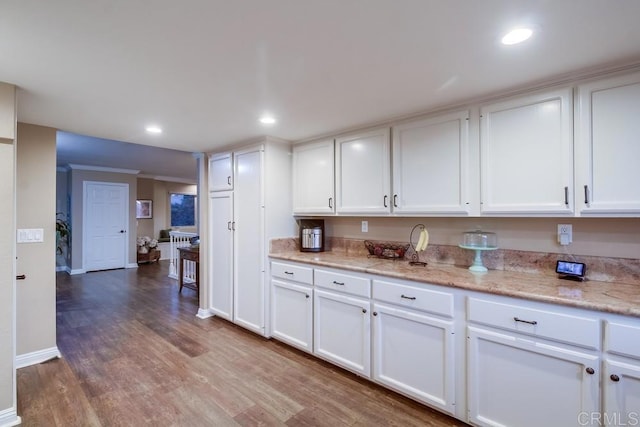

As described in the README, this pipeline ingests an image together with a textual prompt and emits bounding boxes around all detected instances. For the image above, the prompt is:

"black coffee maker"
[299,219,324,252]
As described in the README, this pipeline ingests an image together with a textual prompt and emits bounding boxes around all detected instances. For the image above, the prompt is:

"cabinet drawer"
[468,297,600,349]
[373,280,453,318]
[271,262,313,285]
[315,269,370,298]
[606,321,640,359]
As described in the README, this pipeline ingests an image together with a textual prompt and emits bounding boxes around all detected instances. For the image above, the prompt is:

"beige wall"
[135,178,197,239]
[136,178,155,238]
[69,169,138,271]
[0,83,17,422]
[325,216,640,259]
[152,181,197,237]
[16,123,57,356]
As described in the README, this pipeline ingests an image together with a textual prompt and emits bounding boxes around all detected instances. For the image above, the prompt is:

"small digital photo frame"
[556,260,586,281]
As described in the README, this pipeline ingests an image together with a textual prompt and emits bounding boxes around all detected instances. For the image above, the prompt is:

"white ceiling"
[3,1,640,165]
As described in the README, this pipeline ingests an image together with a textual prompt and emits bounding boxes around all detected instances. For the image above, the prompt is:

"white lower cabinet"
[467,296,601,427]
[603,320,640,425]
[270,263,314,353]
[372,302,455,414]
[269,259,640,427]
[314,288,371,377]
[467,326,599,427]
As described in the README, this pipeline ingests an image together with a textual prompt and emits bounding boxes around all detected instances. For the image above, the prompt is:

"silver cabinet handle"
[383,195,388,208]
[401,294,416,300]
[393,194,398,207]
[231,221,236,230]
[328,197,333,209]
[227,221,232,230]
[227,176,231,185]
[564,186,569,206]
[332,281,345,286]
[284,271,294,275]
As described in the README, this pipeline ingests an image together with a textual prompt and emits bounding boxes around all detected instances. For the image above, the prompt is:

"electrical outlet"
[557,224,572,245]
[361,221,368,233]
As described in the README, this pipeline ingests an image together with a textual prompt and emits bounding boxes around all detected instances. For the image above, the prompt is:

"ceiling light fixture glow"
[145,125,162,134]
[259,116,276,125]
[501,28,533,45]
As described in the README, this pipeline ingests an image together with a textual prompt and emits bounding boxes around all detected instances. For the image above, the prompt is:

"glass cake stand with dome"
[459,230,498,273]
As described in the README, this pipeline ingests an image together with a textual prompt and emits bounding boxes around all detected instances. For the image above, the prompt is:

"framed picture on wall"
[136,199,153,219]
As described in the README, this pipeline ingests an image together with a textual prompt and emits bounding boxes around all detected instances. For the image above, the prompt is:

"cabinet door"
[271,279,313,352]
[480,88,574,215]
[208,192,233,320]
[467,326,599,427]
[209,152,233,192]
[335,128,391,214]
[576,72,640,215]
[233,147,266,335]
[372,302,455,414]
[603,359,640,425]
[314,289,370,376]
[392,111,470,215]
[292,140,335,214]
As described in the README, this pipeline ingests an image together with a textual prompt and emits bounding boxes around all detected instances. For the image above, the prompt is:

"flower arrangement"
[136,236,158,254]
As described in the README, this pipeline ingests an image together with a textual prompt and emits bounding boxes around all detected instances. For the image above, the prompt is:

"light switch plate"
[17,228,44,243]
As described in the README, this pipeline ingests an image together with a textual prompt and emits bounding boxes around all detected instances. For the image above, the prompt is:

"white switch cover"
[557,224,572,245]
[17,228,44,243]
[361,221,368,233]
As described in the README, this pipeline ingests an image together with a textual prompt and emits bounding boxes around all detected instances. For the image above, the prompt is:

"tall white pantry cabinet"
[207,138,295,337]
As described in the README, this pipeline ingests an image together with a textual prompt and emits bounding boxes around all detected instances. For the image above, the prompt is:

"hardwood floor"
[17,261,467,426]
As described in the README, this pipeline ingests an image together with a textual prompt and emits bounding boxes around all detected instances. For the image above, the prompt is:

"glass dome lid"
[461,230,498,249]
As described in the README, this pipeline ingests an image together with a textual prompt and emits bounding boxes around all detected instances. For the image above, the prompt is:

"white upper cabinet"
[576,72,640,216]
[392,111,470,215]
[480,88,574,215]
[292,139,335,214]
[335,127,391,214]
[208,152,233,192]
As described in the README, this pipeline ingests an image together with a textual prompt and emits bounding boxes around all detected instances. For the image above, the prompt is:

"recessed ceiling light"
[259,116,276,125]
[501,28,533,45]
[145,125,162,134]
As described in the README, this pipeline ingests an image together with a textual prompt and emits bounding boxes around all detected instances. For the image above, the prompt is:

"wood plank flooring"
[17,261,468,426]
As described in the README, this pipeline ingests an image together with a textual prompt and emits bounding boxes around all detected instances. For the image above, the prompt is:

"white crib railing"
[168,231,198,283]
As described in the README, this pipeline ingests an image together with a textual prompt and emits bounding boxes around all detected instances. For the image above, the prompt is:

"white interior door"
[84,181,128,272]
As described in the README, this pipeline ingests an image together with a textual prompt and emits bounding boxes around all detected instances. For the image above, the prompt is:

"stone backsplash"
[271,237,640,285]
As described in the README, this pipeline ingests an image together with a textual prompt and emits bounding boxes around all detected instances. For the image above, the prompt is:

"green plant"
[56,212,70,255]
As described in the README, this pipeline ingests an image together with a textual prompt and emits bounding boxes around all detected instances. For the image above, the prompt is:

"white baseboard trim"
[196,308,214,319]
[69,268,86,275]
[126,263,139,269]
[0,408,21,427]
[16,346,61,369]
[55,265,67,272]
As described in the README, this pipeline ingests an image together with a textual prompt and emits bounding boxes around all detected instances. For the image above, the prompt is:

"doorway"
[83,181,129,271]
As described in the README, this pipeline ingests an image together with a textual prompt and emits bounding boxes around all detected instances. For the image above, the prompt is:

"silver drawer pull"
[333,281,345,286]
[284,271,294,275]
[514,317,537,325]
[400,294,416,300]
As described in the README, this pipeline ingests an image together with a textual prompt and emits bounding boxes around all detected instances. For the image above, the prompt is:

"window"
[170,193,196,227]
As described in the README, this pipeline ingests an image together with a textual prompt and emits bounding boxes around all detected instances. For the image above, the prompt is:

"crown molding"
[137,174,196,185]
[67,164,140,174]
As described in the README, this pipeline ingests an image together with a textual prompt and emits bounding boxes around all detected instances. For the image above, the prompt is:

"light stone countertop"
[269,250,640,318]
